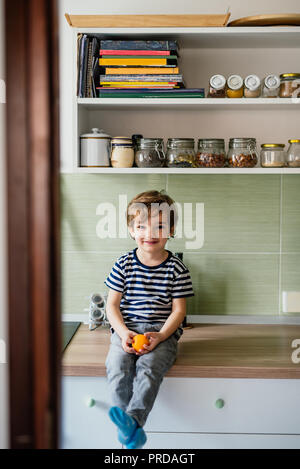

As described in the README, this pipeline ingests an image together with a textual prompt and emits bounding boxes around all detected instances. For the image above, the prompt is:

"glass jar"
[228,138,258,168]
[111,137,134,168]
[226,75,244,98]
[286,139,300,167]
[196,139,226,167]
[262,75,280,98]
[260,144,286,168]
[244,75,261,98]
[279,73,300,98]
[135,138,166,168]
[166,138,196,168]
[207,75,226,98]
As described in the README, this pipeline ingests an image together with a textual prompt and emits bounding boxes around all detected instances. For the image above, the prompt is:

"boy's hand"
[120,330,138,354]
[135,331,165,355]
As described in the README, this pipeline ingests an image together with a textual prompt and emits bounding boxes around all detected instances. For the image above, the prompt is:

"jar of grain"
[279,73,300,98]
[207,75,226,98]
[260,144,286,168]
[226,75,244,98]
[166,138,196,168]
[196,139,226,167]
[262,75,280,98]
[111,137,134,168]
[135,138,166,167]
[228,138,258,168]
[286,139,300,167]
[244,75,261,98]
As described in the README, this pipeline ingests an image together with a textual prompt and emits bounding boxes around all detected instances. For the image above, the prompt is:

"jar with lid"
[262,75,280,98]
[111,137,134,168]
[207,75,226,98]
[228,138,258,168]
[135,138,166,168]
[80,128,111,167]
[226,75,244,98]
[286,139,300,167]
[244,75,261,98]
[166,138,196,168]
[196,139,226,167]
[260,144,286,168]
[279,73,300,98]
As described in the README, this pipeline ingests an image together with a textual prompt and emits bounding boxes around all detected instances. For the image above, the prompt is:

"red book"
[99,49,171,56]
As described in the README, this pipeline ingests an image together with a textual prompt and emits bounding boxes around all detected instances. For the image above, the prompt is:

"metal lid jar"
[286,139,300,167]
[228,138,258,168]
[196,139,226,167]
[111,136,134,168]
[279,73,300,98]
[135,138,165,168]
[166,138,196,168]
[244,75,261,98]
[262,75,280,98]
[226,75,244,98]
[207,75,226,98]
[260,144,286,168]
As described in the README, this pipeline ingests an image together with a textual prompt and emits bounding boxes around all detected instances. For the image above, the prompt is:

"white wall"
[0,0,9,450]
[59,0,300,172]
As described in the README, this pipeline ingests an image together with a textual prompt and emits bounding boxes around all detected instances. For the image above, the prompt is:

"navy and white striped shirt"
[104,247,194,325]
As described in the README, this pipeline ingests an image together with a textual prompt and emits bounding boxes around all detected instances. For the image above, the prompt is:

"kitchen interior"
[59,0,300,449]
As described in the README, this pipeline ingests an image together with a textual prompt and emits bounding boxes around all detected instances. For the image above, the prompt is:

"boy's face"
[129,210,174,253]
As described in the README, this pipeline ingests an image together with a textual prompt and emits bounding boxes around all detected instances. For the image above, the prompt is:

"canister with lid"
[226,75,244,98]
[286,139,300,167]
[80,128,111,167]
[207,75,226,98]
[244,75,261,98]
[196,139,226,167]
[260,144,286,168]
[135,138,165,167]
[228,138,258,168]
[262,75,280,98]
[111,136,134,168]
[166,138,196,168]
[279,73,300,98]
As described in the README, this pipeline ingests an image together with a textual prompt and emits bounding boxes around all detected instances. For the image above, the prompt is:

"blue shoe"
[126,426,147,449]
[108,406,138,445]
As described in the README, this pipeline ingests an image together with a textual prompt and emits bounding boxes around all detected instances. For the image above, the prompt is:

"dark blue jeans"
[105,322,181,427]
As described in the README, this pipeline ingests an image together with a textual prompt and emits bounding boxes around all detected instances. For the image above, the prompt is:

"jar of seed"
[228,138,258,168]
[166,138,196,168]
[196,139,226,167]
[260,144,286,168]
[135,138,166,167]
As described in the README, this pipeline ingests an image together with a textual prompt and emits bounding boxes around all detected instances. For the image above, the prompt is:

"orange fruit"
[132,334,150,352]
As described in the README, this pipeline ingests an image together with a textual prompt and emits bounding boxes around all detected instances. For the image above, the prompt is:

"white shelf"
[78,97,300,110]
[69,167,300,175]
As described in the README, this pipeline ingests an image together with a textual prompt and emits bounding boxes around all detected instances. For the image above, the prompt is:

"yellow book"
[104,67,179,75]
[99,57,175,66]
[100,81,177,86]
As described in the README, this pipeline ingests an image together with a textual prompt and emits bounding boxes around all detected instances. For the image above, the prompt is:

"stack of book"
[96,39,204,98]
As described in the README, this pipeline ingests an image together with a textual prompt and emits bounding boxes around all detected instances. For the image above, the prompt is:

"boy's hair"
[126,190,177,233]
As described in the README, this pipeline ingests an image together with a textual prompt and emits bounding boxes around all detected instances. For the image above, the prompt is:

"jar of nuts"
[228,138,258,168]
[196,139,226,168]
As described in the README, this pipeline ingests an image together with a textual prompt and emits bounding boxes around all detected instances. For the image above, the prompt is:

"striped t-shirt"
[104,247,194,325]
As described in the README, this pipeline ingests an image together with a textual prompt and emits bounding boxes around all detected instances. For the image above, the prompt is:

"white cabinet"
[61,376,300,449]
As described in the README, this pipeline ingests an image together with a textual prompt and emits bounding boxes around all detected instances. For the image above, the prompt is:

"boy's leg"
[105,332,137,411]
[126,332,178,427]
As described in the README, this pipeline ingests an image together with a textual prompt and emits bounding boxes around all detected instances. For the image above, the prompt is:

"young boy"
[104,190,194,449]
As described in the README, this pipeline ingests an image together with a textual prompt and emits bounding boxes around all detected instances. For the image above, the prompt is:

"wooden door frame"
[5,0,61,448]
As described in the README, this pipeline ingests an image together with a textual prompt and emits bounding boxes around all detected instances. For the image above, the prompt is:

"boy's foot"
[108,406,138,445]
[125,426,147,449]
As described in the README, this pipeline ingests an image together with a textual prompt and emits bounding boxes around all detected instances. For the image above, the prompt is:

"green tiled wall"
[61,174,300,317]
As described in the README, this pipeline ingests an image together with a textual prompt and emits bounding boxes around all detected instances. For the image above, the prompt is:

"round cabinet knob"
[85,397,96,408]
[215,398,225,409]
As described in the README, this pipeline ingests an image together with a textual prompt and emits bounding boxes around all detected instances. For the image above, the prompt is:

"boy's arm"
[106,288,130,339]
[159,297,186,340]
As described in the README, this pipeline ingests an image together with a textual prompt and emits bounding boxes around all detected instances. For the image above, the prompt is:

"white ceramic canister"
[80,128,112,167]
[111,136,134,168]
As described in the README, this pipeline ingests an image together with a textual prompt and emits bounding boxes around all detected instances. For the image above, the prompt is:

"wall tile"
[282,175,300,253]
[281,253,300,313]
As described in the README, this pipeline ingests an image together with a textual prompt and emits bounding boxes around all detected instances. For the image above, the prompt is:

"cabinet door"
[144,377,300,434]
[61,376,121,449]
[144,432,300,449]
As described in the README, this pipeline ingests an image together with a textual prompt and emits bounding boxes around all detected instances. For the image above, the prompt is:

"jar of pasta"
[226,75,244,98]
[166,138,196,168]
[196,139,226,167]
[286,139,300,167]
[228,138,258,168]
[260,144,286,168]
[279,73,300,98]
[135,138,166,167]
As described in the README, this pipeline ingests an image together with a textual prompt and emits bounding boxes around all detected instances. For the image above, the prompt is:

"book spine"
[102,67,179,75]
[99,58,177,66]
[100,40,177,51]
[100,49,172,56]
